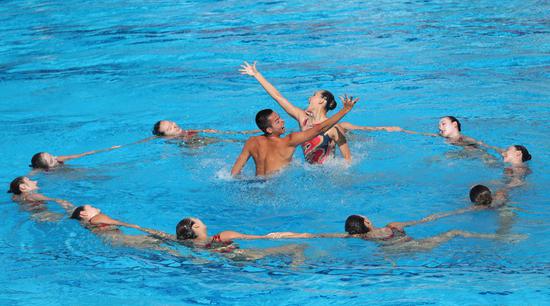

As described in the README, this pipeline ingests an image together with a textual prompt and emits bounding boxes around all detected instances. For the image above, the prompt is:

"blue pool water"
[1,0,549,304]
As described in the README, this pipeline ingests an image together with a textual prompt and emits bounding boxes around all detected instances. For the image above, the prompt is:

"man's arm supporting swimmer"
[56,145,122,162]
[286,95,359,147]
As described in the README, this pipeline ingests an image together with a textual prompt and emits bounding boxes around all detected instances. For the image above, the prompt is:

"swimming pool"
[1,0,549,304]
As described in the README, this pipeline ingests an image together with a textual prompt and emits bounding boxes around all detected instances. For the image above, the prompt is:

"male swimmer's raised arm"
[287,95,358,147]
[240,61,306,121]
[57,145,122,162]
[231,140,252,176]
[339,122,404,133]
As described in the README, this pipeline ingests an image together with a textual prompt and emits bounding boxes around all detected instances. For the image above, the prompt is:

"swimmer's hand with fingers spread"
[239,61,259,77]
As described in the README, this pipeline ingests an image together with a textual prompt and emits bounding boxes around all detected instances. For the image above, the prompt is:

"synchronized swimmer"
[6,61,534,264]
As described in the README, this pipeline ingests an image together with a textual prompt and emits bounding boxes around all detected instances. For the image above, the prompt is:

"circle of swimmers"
[8,62,533,262]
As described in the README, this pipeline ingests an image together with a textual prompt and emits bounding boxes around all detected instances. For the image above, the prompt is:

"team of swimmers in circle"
[7,61,533,264]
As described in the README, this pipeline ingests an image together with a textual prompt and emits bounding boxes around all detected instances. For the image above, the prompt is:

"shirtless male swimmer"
[231,95,359,177]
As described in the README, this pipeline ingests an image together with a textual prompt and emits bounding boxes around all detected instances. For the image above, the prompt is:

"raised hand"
[239,61,258,76]
[339,94,360,111]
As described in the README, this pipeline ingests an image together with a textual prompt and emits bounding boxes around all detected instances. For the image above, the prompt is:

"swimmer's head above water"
[469,185,493,206]
[502,145,531,165]
[439,116,461,138]
[7,176,38,195]
[345,215,373,235]
[30,152,59,169]
[256,109,286,136]
[152,120,185,137]
[176,217,207,240]
[307,90,336,113]
[70,205,101,222]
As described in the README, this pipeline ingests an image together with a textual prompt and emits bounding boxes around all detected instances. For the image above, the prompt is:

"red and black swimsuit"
[204,234,237,253]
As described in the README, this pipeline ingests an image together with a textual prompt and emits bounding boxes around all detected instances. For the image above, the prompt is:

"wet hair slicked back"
[255,109,274,133]
[31,152,49,169]
[71,206,86,220]
[345,215,370,235]
[321,90,336,111]
[152,121,164,136]
[176,218,198,240]
[8,176,26,194]
[445,116,461,132]
[514,145,532,162]
[469,185,492,206]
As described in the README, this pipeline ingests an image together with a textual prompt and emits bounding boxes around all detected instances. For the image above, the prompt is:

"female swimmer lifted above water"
[240,61,400,164]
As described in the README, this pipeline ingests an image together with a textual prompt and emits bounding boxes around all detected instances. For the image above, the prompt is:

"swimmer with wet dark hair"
[501,145,532,166]
[151,120,259,147]
[406,116,489,147]
[240,61,360,164]
[30,145,121,170]
[8,176,54,202]
[133,217,306,263]
[270,210,523,250]
[340,214,517,251]
[59,202,176,252]
[8,176,68,221]
[231,95,358,176]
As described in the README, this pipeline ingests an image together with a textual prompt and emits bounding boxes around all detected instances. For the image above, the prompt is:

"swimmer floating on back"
[8,176,68,221]
[241,61,367,164]
[151,120,259,147]
[270,212,522,251]
[57,201,176,252]
[231,95,358,177]
[30,145,121,170]
[134,217,306,263]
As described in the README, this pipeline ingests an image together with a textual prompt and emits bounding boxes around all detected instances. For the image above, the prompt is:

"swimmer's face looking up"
[307,90,336,112]
[438,116,460,138]
[502,145,531,165]
[31,152,59,169]
[13,177,39,194]
[267,112,285,135]
[153,120,184,136]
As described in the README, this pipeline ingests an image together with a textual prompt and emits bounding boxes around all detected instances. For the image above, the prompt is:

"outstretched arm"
[387,206,482,230]
[339,122,404,133]
[240,61,306,121]
[52,199,76,214]
[400,129,439,137]
[266,232,348,239]
[231,140,252,176]
[193,128,261,135]
[57,145,121,162]
[132,226,178,241]
[287,95,358,147]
